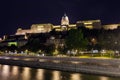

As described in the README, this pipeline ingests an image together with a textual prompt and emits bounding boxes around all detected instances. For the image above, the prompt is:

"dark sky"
[0,0,120,37]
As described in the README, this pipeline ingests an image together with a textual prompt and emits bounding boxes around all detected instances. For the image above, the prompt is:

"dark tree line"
[65,29,88,50]
[98,27,120,50]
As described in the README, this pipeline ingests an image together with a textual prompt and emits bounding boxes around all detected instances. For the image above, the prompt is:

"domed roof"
[61,13,69,25]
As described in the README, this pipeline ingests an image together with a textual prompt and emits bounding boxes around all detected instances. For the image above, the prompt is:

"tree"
[43,44,55,55]
[98,29,120,50]
[65,29,88,50]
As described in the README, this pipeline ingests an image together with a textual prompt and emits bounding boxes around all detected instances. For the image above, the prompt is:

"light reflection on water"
[11,66,19,80]
[1,65,10,80]
[70,73,81,80]
[0,64,120,80]
[52,71,61,80]
[36,69,44,80]
[99,76,109,80]
[12,66,19,76]
[22,67,31,80]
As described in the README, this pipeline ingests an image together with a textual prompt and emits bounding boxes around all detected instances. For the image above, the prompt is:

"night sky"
[0,0,120,37]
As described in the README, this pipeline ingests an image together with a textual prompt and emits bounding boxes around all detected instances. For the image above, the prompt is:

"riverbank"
[0,55,120,77]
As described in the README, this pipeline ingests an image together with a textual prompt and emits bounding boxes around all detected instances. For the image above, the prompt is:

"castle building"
[76,20,101,29]
[102,24,119,30]
[30,23,53,33]
[1,14,120,51]
[15,28,32,35]
[16,23,53,35]
[15,14,76,35]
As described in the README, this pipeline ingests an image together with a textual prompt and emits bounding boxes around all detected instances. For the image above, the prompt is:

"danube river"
[0,64,119,80]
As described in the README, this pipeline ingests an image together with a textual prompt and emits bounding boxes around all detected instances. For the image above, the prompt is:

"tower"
[61,13,69,30]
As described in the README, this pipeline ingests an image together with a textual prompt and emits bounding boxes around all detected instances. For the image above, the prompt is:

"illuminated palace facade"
[16,14,76,35]
[15,14,103,35]
[1,14,120,48]
[15,14,120,36]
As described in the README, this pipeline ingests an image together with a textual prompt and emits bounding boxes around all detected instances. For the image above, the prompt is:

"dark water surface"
[0,64,119,80]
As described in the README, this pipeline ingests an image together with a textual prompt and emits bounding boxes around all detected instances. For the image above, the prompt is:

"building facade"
[30,23,53,33]
[16,23,53,35]
[102,24,119,30]
[76,20,101,29]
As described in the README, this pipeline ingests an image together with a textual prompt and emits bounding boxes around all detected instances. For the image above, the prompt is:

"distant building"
[16,23,53,35]
[53,25,62,31]
[15,28,32,35]
[31,23,53,33]
[102,24,119,30]
[0,35,27,47]
[68,24,76,29]
[15,14,77,35]
[76,20,101,29]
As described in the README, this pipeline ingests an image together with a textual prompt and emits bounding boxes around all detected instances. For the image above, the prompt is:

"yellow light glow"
[13,58,20,60]
[53,25,61,28]
[84,22,92,25]
[36,69,45,80]
[69,24,76,27]
[70,73,81,80]
[55,29,62,31]
[79,56,91,58]
[72,61,79,64]
[52,71,61,80]
[85,26,93,29]
[53,49,59,55]
[99,76,109,80]
[53,60,60,63]
[11,66,19,76]
[22,67,31,80]
[8,42,17,46]
[2,65,10,78]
